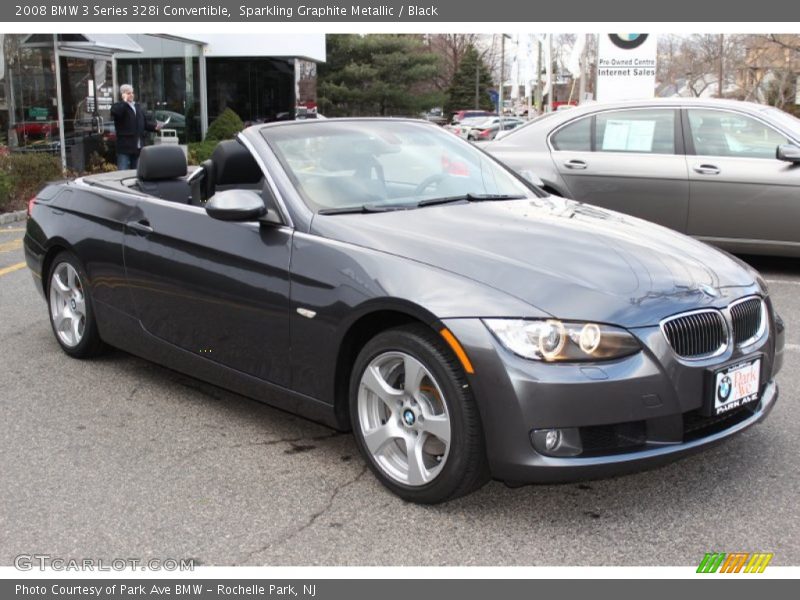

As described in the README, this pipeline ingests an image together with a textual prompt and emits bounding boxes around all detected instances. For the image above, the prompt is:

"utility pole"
[535,37,542,113]
[578,36,587,104]
[718,34,724,97]
[546,33,554,113]
[499,35,504,115]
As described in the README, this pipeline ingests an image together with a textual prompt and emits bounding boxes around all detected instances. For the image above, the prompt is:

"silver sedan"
[485,98,800,257]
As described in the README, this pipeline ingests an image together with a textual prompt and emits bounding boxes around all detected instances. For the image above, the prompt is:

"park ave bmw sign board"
[596,34,657,101]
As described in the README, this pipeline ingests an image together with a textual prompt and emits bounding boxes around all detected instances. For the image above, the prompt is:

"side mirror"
[205,189,266,221]
[519,169,545,188]
[776,144,800,164]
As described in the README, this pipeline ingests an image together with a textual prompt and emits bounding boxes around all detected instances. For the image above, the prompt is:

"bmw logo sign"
[609,34,649,50]
[717,375,733,402]
[403,409,416,427]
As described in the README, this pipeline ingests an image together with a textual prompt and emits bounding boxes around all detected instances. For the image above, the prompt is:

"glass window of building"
[116,35,202,145]
[206,57,295,125]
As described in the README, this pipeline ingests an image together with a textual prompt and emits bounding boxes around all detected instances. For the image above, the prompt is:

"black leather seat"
[203,140,263,199]
[136,145,192,204]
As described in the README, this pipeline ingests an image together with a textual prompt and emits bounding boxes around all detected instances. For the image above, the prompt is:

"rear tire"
[47,251,106,358]
[349,324,489,503]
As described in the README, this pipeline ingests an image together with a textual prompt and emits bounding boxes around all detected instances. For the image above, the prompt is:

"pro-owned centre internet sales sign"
[596,34,657,101]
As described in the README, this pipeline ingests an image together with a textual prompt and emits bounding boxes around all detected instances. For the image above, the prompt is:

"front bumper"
[443,314,782,484]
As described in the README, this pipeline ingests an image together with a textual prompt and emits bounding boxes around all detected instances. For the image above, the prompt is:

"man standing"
[110,84,160,170]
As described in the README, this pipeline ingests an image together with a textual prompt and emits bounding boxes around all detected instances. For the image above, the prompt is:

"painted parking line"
[786,344,800,352]
[0,239,22,252]
[0,262,26,277]
[0,228,25,233]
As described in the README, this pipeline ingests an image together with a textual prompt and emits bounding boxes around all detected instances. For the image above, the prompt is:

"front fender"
[288,232,548,405]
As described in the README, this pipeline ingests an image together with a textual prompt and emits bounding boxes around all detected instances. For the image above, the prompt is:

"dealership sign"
[596,34,657,102]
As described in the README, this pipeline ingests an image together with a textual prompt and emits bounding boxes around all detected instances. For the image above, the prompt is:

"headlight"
[483,319,640,362]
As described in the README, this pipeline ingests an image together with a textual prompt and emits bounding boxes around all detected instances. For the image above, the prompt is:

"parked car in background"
[422,107,448,126]
[450,109,493,126]
[153,110,186,128]
[485,98,800,257]
[450,116,493,138]
[25,118,783,504]
[468,117,526,141]
[14,120,58,140]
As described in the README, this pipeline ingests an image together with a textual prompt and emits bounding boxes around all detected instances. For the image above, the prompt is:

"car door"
[122,192,292,386]
[550,108,690,232]
[684,107,800,252]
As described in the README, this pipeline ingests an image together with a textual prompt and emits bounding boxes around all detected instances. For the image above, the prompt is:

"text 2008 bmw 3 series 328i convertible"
[24,118,785,503]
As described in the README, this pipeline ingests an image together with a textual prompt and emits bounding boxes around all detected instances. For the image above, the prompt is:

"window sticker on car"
[602,119,657,152]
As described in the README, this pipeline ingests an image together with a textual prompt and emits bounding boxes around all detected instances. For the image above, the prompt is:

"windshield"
[261,120,539,213]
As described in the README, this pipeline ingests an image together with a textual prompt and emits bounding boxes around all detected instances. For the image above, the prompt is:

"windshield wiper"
[317,204,412,215]
[416,193,526,208]
[318,194,526,214]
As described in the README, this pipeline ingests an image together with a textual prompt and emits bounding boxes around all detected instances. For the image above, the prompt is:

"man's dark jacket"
[109,101,157,155]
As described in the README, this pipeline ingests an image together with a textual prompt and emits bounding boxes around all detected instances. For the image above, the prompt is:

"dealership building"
[0,33,325,170]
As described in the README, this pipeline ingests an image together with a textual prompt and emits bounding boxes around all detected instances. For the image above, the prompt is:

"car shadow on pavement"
[100,345,779,524]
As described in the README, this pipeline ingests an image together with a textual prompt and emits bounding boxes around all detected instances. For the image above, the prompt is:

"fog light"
[545,429,562,451]
[530,427,583,457]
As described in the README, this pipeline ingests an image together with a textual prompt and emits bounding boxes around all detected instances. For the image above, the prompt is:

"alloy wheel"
[49,262,86,348]
[357,351,452,486]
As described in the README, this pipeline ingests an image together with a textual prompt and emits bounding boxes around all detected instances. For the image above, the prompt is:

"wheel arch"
[332,301,443,430]
[40,239,75,295]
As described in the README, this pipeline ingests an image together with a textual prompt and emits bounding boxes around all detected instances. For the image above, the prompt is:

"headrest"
[137,145,187,181]
[211,140,262,186]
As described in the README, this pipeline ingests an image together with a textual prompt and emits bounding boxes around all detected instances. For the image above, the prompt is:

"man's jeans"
[117,152,138,170]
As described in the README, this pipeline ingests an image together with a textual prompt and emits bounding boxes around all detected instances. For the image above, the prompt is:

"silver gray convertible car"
[24,118,784,503]
[486,98,800,257]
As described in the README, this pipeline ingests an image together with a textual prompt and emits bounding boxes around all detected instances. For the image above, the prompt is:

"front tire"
[47,252,105,358]
[349,324,489,503]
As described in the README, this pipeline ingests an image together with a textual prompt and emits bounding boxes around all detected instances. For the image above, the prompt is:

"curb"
[0,210,26,225]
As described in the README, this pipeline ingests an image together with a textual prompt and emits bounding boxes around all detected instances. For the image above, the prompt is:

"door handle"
[564,159,588,170]
[693,164,721,175]
[127,219,153,234]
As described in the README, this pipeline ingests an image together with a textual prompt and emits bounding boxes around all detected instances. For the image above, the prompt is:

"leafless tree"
[655,34,745,97]
[736,34,800,106]
[425,34,482,92]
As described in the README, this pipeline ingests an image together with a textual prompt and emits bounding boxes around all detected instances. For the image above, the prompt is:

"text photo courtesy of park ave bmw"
[1,0,799,591]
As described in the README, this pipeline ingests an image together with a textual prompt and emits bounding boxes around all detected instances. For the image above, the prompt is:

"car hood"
[310,197,759,327]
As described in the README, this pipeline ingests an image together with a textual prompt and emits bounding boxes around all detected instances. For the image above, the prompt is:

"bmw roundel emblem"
[403,409,416,426]
[717,375,733,402]
[700,284,720,298]
[609,34,649,50]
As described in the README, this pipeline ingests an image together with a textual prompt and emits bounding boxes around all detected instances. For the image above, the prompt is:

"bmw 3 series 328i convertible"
[24,118,785,503]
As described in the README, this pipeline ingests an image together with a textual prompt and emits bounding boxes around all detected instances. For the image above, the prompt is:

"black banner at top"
[3,0,800,22]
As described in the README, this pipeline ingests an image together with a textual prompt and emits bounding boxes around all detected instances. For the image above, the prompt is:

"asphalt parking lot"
[1,221,798,567]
